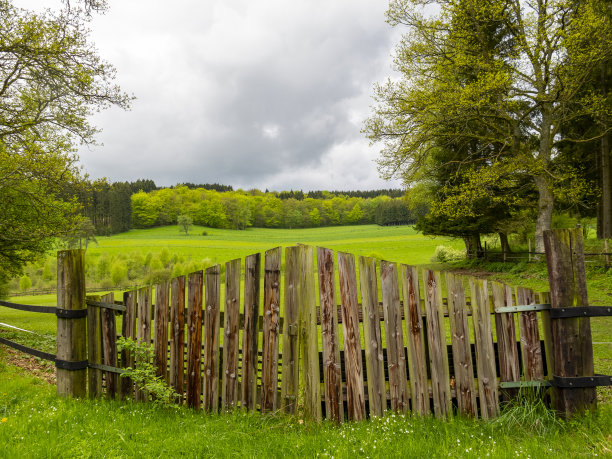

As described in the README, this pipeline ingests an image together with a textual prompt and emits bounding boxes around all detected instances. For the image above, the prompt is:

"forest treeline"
[77,180,412,234]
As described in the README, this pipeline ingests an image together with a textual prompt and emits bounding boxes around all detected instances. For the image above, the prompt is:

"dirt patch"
[3,348,56,385]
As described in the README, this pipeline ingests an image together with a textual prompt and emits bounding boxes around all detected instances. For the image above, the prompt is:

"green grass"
[0,359,610,458]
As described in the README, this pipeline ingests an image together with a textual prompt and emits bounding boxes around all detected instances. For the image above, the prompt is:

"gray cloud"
[18,0,403,191]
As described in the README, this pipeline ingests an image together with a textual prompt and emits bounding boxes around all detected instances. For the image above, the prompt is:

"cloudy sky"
[17,0,404,191]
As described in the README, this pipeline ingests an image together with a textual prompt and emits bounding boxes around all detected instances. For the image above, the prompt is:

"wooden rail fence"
[2,228,609,420]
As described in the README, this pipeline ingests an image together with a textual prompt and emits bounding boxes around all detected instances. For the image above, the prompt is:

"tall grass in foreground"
[1,360,610,458]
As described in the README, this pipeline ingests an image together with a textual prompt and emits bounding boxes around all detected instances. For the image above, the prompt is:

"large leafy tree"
[365,0,612,252]
[0,0,131,286]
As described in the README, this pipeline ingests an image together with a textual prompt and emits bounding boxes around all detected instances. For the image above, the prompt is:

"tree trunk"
[598,62,611,239]
[463,234,483,259]
[533,175,554,254]
[498,232,511,254]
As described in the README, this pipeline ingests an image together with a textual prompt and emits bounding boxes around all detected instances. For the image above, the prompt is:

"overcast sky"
[16,0,404,192]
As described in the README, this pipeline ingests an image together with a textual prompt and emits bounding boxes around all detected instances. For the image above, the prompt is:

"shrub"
[431,245,464,263]
[110,262,128,286]
[19,275,32,292]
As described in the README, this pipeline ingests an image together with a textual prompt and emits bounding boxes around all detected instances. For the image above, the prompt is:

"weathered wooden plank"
[222,259,241,411]
[446,273,477,417]
[469,278,499,419]
[492,282,520,400]
[87,294,102,399]
[297,245,321,422]
[337,251,366,421]
[169,276,185,403]
[241,253,261,411]
[317,247,343,423]
[400,265,429,415]
[423,269,451,418]
[543,228,596,416]
[280,247,299,414]
[358,256,386,417]
[203,265,221,412]
[381,261,410,413]
[120,290,137,399]
[537,291,555,378]
[516,287,544,381]
[56,249,87,398]
[136,286,152,402]
[154,281,170,382]
[186,271,203,409]
[261,248,281,412]
[101,292,118,398]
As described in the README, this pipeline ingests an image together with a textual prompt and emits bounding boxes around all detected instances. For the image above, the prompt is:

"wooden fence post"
[56,249,87,398]
[544,228,596,417]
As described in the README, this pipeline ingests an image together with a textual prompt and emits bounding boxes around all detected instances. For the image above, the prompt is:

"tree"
[365,0,612,252]
[0,0,131,284]
[177,214,193,235]
[63,216,98,252]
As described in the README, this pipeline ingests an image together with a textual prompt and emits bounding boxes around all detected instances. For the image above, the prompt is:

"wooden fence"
[79,232,601,421]
[2,228,606,421]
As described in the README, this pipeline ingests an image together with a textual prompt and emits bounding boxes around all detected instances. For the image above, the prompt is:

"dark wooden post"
[543,228,596,417]
[56,249,87,398]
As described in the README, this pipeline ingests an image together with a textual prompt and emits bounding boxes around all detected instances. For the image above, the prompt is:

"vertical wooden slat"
[492,282,520,400]
[281,246,300,414]
[222,259,241,411]
[380,261,409,413]
[136,286,152,402]
[154,281,170,381]
[186,271,203,409]
[242,253,261,411]
[101,292,118,398]
[87,295,102,399]
[297,245,321,421]
[400,265,429,415]
[261,248,281,412]
[423,269,451,418]
[337,251,366,421]
[537,291,555,379]
[169,276,185,403]
[203,265,221,412]
[317,247,343,423]
[358,256,386,417]
[120,290,137,399]
[469,278,499,419]
[516,287,545,381]
[446,273,477,417]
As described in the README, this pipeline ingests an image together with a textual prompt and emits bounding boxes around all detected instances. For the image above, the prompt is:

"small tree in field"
[177,214,193,235]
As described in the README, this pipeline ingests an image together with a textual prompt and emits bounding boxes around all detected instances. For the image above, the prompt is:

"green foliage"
[177,214,193,235]
[18,275,31,292]
[116,338,179,408]
[109,262,128,286]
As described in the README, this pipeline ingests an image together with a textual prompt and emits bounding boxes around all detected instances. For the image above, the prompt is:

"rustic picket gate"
[1,228,607,420]
[79,230,606,421]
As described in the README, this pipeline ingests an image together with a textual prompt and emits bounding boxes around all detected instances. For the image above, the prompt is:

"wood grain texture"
[543,229,596,416]
[317,247,343,423]
[261,248,281,412]
[537,291,555,378]
[87,295,102,399]
[338,252,366,421]
[101,292,118,398]
[297,245,321,421]
[136,286,152,402]
[169,276,185,403]
[358,256,386,417]
[516,287,544,381]
[280,247,300,414]
[446,273,477,417]
[241,253,261,411]
[400,265,429,415]
[222,259,241,411]
[186,271,203,409]
[203,266,221,412]
[56,249,87,398]
[154,281,170,382]
[380,261,409,413]
[491,282,520,400]
[469,278,499,419]
[423,270,451,418]
[120,290,137,399]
